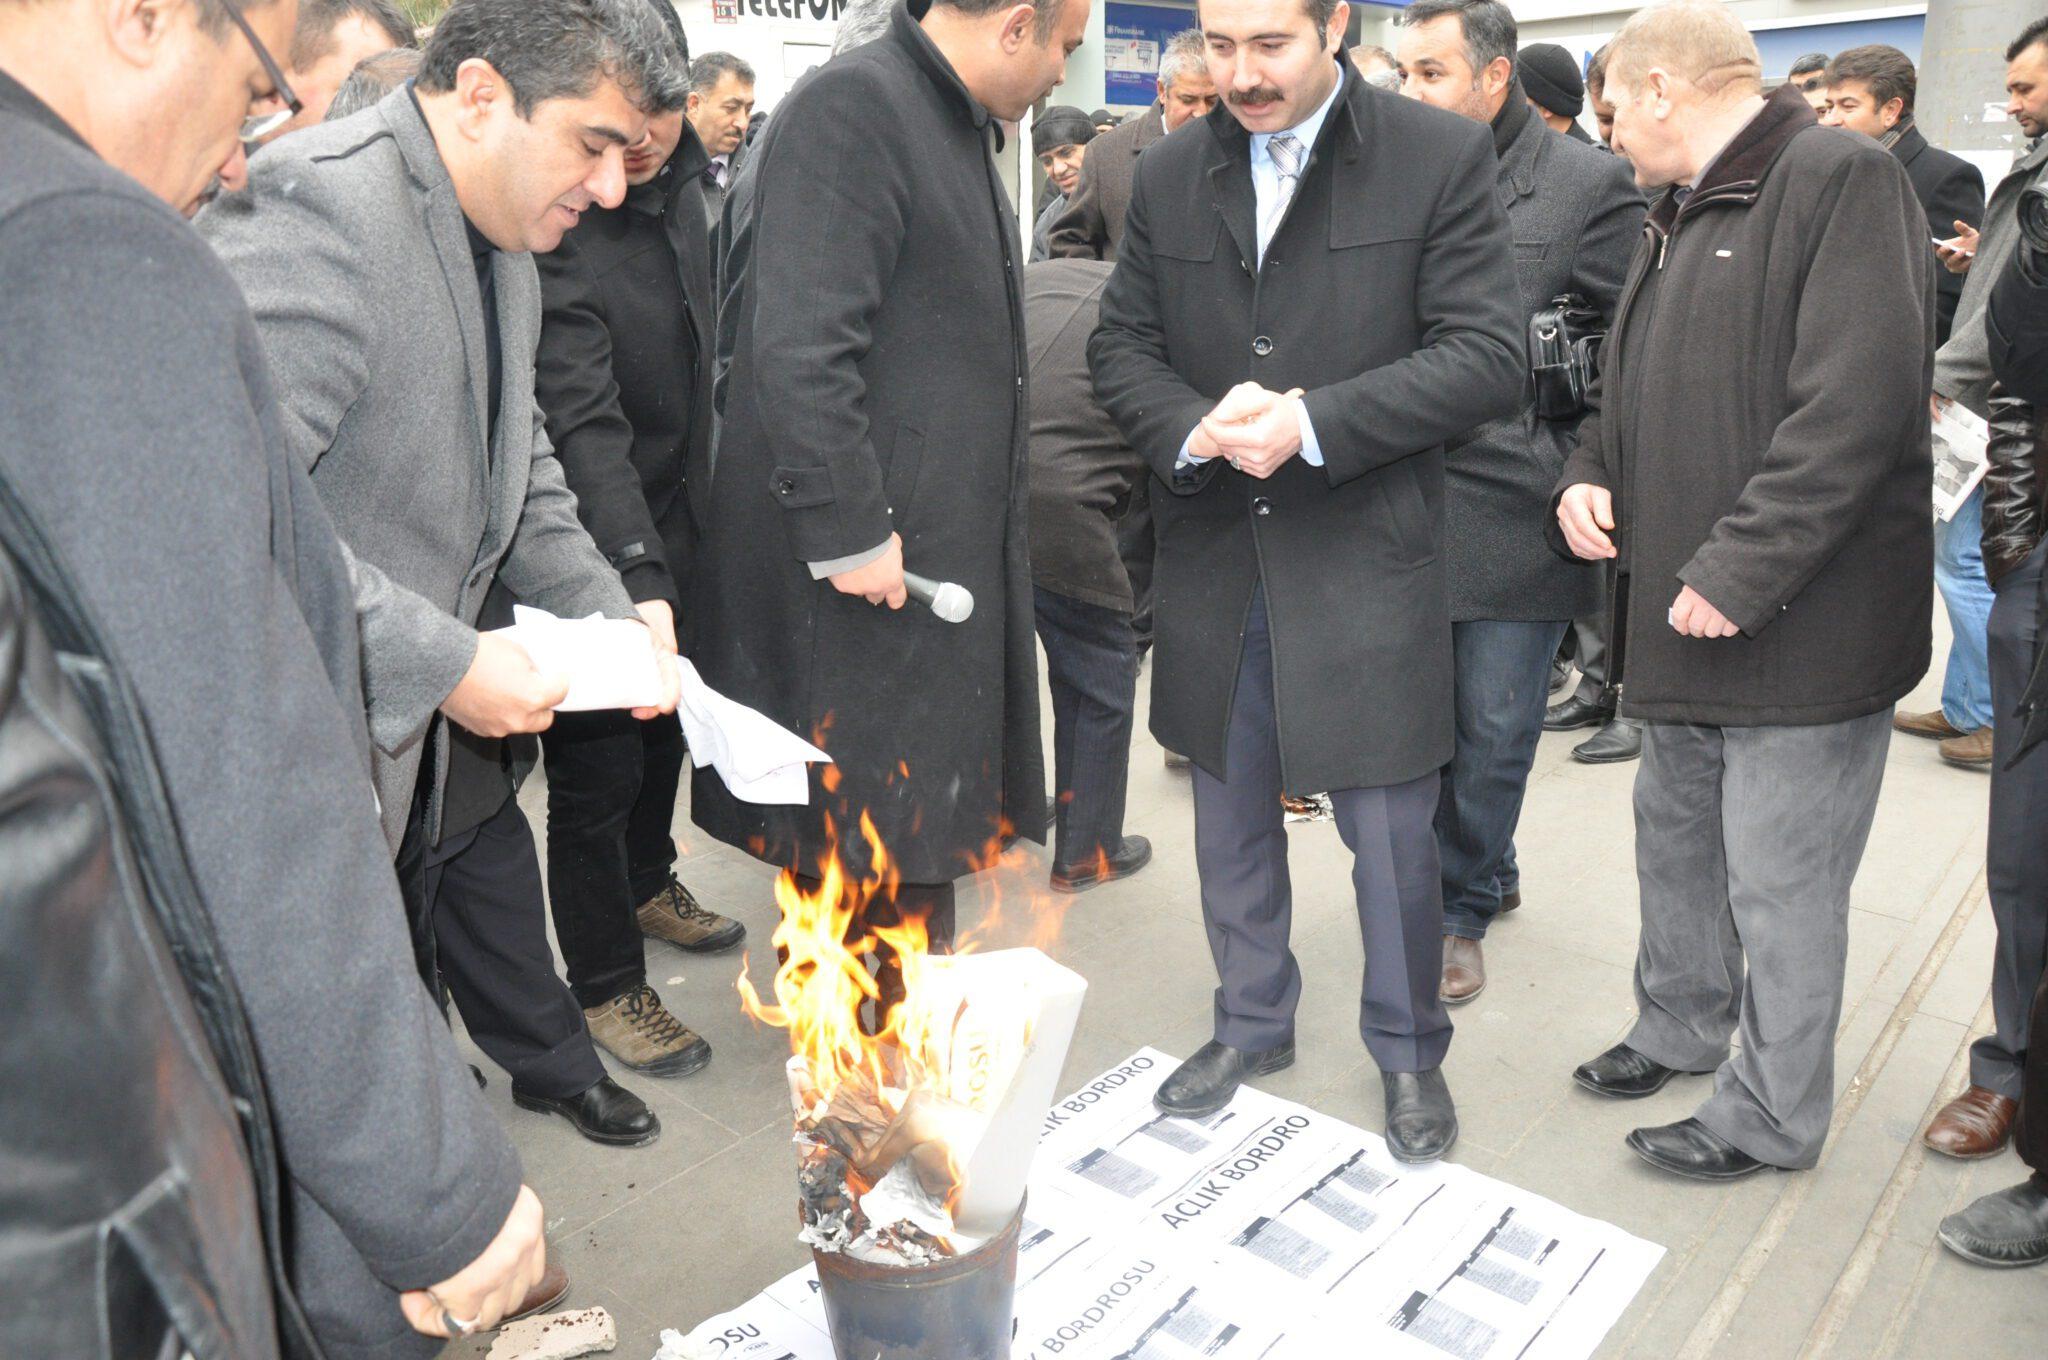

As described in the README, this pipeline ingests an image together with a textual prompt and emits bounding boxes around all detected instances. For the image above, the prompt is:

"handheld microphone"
[903,570,974,623]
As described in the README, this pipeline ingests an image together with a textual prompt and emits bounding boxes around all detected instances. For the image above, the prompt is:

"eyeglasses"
[223,2,303,145]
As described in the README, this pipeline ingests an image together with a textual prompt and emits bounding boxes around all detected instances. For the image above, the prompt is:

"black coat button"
[1252,496,1272,516]
[778,478,795,494]
[1252,336,1273,357]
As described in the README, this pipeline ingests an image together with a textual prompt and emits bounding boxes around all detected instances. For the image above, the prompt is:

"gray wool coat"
[202,90,637,847]
[0,72,518,1360]
[1446,97,1643,622]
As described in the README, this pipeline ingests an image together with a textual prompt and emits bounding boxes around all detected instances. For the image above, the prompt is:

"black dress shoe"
[513,1076,661,1147]
[1154,1039,1294,1118]
[1573,718,1643,764]
[1626,1118,1767,1181]
[1938,1182,2048,1267]
[1548,656,1573,695]
[1382,1068,1458,1163]
[1544,692,1614,732]
[1573,1043,1689,1098]
[1051,835,1153,893]
[1498,886,1522,912]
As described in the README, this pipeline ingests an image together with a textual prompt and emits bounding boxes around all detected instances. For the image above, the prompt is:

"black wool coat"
[1553,87,1934,727]
[536,122,716,613]
[690,0,1045,883]
[1893,124,1984,348]
[1090,60,1526,791]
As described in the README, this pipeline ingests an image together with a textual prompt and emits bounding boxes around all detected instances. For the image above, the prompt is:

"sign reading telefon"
[713,0,848,21]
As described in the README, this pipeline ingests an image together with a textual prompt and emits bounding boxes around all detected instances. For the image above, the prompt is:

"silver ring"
[1228,456,1241,470]
[430,1291,481,1338]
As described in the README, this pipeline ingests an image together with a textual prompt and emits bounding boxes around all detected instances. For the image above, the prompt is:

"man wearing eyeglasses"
[0,0,552,1355]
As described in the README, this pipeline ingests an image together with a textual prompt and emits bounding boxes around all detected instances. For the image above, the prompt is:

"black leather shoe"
[1154,1039,1294,1118]
[1573,718,1643,764]
[1627,1118,1767,1180]
[1544,693,1614,732]
[1498,887,1522,912]
[1548,656,1573,695]
[1051,835,1153,893]
[513,1076,661,1147]
[1382,1068,1458,1163]
[1573,1043,1688,1098]
[1938,1182,2048,1267]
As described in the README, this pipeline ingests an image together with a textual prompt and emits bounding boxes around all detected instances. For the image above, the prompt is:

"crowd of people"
[4,0,2048,1355]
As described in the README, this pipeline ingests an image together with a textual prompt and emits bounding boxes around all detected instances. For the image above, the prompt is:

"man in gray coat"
[0,0,544,1353]
[202,0,695,1107]
[1394,0,1642,1005]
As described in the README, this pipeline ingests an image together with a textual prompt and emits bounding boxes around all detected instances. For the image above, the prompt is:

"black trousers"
[1033,585,1138,870]
[1190,588,1451,1071]
[2017,963,2048,1188]
[396,789,603,1099]
[540,709,684,1010]
[1974,545,2048,1100]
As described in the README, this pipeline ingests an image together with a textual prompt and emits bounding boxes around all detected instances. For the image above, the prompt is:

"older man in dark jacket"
[1555,2,1932,1181]
[1395,0,1644,1006]
[691,0,1080,968]
[1091,3,1524,1161]
[534,5,748,1090]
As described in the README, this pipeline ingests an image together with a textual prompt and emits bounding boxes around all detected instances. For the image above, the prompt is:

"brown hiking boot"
[1894,709,1965,740]
[636,876,745,954]
[1939,727,1994,769]
[583,985,711,1077]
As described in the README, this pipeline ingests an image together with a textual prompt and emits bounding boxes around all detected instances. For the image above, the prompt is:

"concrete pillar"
[1919,0,2034,177]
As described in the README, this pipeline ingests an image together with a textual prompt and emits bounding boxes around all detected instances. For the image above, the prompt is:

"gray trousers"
[1192,588,1452,1072]
[1974,543,2048,1098]
[1626,710,1892,1167]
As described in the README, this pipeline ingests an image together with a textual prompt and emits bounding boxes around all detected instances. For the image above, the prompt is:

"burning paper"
[739,818,1086,1265]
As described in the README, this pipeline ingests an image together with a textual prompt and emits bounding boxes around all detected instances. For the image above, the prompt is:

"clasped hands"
[1556,483,1739,640]
[1192,382,1305,480]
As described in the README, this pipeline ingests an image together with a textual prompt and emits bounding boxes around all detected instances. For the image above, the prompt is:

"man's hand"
[1669,585,1740,638]
[634,598,677,656]
[1937,221,1979,275]
[1931,392,1952,422]
[440,633,570,736]
[399,1185,546,1339]
[1204,393,1302,477]
[828,531,907,609]
[630,652,682,722]
[1556,483,1618,560]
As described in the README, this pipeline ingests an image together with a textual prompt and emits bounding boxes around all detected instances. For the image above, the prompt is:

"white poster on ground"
[656,1049,1664,1360]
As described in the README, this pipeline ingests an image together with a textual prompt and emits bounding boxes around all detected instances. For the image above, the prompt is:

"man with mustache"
[1090,0,1523,1160]
[202,0,688,1151]
[1030,103,1095,260]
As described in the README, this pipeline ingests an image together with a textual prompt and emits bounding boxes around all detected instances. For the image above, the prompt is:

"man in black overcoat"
[1089,0,1524,1161]
[691,0,1082,965]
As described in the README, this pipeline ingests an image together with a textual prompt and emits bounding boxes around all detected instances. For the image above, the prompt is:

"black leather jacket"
[1981,382,2043,586]
[0,477,317,1358]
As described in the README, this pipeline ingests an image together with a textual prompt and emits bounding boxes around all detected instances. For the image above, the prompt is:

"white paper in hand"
[675,656,831,805]
[490,606,665,711]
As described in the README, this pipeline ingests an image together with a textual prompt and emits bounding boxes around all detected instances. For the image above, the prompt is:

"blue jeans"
[1437,619,1569,940]
[1934,485,1995,731]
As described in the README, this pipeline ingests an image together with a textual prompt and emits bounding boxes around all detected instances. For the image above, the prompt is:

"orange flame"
[735,807,1074,1221]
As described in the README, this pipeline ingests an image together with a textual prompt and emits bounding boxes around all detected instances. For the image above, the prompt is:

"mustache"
[1229,86,1285,107]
